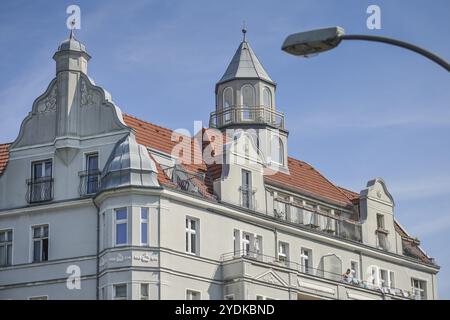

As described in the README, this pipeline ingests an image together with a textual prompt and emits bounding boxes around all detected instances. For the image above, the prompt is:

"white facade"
[0,32,439,300]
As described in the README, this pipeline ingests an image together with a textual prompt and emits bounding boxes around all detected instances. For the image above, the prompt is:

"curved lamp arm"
[341,34,450,72]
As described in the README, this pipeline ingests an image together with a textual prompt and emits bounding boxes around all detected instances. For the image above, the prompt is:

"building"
[0,30,439,300]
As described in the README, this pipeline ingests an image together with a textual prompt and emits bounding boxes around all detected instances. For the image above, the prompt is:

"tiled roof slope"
[265,158,353,207]
[0,143,10,175]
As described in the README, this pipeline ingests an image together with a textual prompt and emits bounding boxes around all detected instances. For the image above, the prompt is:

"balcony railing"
[26,177,54,203]
[222,250,414,299]
[209,105,285,129]
[79,170,101,196]
[274,199,363,243]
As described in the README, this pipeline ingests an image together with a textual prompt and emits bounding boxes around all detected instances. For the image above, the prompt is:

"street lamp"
[281,26,450,72]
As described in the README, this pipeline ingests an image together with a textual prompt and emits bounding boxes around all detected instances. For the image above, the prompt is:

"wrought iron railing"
[79,170,101,196]
[26,177,54,203]
[222,250,414,299]
[209,105,285,129]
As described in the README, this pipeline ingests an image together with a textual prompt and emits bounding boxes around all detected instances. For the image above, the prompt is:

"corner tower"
[209,29,288,172]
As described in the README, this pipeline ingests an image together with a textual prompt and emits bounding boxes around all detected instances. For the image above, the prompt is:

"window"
[377,232,389,251]
[376,214,385,229]
[256,295,264,300]
[140,283,149,300]
[224,294,234,300]
[113,284,127,300]
[270,136,284,165]
[263,87,272,108]
[141,208,149,245]
[30,160,53,202]
[278,241,289,263]
[411,278,426,300]
[301,248,312,274]
[242,233,251,256]
[186,289,201,300]
[379,269,388,288]
[350,261,359,279]
[85,153,99,194]
[115,208,127,246]
[223,87,233,122]
[102,287,106,300]
[241,169,252,209]
[389,271,395,288]
[241,85,255,120]
[233,229,240,255]
[185,217,199,255]
[32,225,48,262]
[0,229,13,267]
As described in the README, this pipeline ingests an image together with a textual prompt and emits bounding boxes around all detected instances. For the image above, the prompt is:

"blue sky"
[0,0,449,298]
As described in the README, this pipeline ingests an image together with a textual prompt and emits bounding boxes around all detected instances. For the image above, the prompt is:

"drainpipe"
[93,198,100,300]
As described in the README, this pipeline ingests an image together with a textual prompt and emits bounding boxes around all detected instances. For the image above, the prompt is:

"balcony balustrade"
[78,170,101,196]
[209,105,285,129]
[26,177,54,203]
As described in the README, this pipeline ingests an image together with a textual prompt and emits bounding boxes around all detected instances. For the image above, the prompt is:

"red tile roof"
[265,158,354,207]
[122,114,356,207]
[0,143,10,175]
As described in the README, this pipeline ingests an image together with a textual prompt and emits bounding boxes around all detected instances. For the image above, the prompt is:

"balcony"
[222,250,414,300]
[26,177,54,203]
[274,199,363,243]
[78,170,101,196]
[209,105,285,129]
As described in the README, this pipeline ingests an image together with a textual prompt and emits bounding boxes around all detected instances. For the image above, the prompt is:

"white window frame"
[185,217,199,255]
[0,228,13,267]
[186,289,201,300]
[31,224,49,263]
[114,208,128,246]
[140,207,149,246]
[113,283,127,300]
[411,278,427,300]
[278,241,289,263]
[300,248,312,274]
[242,232,251,256]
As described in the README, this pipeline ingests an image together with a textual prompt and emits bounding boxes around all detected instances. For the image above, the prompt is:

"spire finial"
[69,19,76,39]
[242,21,247,42]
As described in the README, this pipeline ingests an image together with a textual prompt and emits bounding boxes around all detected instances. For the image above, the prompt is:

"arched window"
[223,87,233,109]
[271,136,284,165]
[263,87,272,109]
[222,87,233,123]
[241,85,255,120]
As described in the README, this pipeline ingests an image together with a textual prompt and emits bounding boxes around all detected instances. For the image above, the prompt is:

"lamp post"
[281,26,450,72]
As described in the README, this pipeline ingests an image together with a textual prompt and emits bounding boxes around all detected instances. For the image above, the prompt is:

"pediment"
[254,269,288,287]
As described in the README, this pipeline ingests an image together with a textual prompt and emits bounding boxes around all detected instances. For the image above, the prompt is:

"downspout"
[93,198,100,300]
